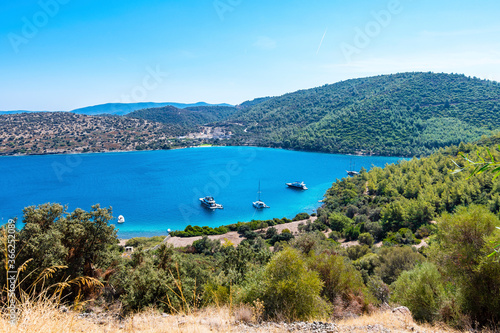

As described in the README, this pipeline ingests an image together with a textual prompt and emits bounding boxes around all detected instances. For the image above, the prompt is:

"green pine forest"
[226,72,500,156]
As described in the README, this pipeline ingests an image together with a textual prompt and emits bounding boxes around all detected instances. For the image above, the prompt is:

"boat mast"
[257,180,261,201]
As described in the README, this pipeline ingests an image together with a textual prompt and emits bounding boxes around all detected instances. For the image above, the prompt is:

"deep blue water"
[0,147,404,238]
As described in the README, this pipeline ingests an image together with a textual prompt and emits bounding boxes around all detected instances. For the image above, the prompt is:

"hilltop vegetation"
[228,72,500,156]
[126,105,238,129]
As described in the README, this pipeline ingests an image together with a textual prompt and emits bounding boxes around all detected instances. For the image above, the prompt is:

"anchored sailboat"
[347,159,359,176]
[253,181,269,209]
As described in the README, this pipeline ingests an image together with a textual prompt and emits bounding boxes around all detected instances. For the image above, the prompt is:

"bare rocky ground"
[166,217,317,247]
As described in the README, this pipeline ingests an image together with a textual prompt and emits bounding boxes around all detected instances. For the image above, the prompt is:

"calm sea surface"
[0,147,404,238]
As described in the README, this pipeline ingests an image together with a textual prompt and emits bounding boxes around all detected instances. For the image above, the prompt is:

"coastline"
[0,142,410,158]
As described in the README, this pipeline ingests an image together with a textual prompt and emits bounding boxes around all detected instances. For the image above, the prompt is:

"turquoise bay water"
[0,147,404,238]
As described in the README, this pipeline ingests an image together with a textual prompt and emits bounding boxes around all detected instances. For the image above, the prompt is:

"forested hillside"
[126,105,238,131]
[317,138,500,242]
[228,72,500,156]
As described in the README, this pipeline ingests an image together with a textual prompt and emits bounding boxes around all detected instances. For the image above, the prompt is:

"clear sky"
[1,0,499,111]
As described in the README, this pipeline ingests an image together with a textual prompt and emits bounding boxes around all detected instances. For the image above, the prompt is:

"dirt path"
[166,217,317,248]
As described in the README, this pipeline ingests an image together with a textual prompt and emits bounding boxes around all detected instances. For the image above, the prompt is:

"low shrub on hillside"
[391,262,445,323]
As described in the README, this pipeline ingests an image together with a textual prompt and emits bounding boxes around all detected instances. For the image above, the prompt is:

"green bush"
[365,221,384,241]
[344,225,360,241]
[375,246,424,284]
[328,231,341,241]
[269,230,294,246]
[383,228,419,245]
[344,245,370,261]
[291,232,328,255]
[265,227,278,239]
[293,212,310,221]
[431,205,500,327]
[391,262,445,323]
[328,213,353,232]
[309,253,374,315]
[366,275,389,304]
[358,232,374,246]
[259,247,328,321]
[192,236,221,255]
[353,253,380,282]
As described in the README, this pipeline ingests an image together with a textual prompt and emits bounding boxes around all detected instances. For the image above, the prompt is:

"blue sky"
[1,0,499,110]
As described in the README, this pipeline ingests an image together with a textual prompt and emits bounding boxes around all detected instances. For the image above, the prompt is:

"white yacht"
[253,181,269,209]
[286,181,308,190]
[199,196,224,209]
[117,215,125,223]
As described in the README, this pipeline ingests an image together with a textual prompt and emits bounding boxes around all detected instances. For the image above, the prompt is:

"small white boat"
[286,181,308,190]
[253,181,269,209]
[117,215,125,223]
[199,196,224,209]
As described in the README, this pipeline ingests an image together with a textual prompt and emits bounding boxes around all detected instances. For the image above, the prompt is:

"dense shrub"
[258,247,328,321]
[269,229,294,245]
[291,232,330,255]
[308,253,374,317]
[431,205,500,327]
[344,245,370,261]
[265,227,278,239]
[383,228,420,246]
[375,246,424,285]
[391,262,445,323]
[358,232,374,246]
[293,212,310,221]
[192,236,221,255]
[328,213,353,232]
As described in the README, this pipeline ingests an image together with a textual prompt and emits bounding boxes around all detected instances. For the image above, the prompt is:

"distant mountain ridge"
[0,110,58,114]
[70,102,233,116]
[0,102,233,116]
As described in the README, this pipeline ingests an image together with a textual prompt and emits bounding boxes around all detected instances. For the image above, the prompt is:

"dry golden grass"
[0,301,464,333]
[335,308,461,333]
[0,301,286,333]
